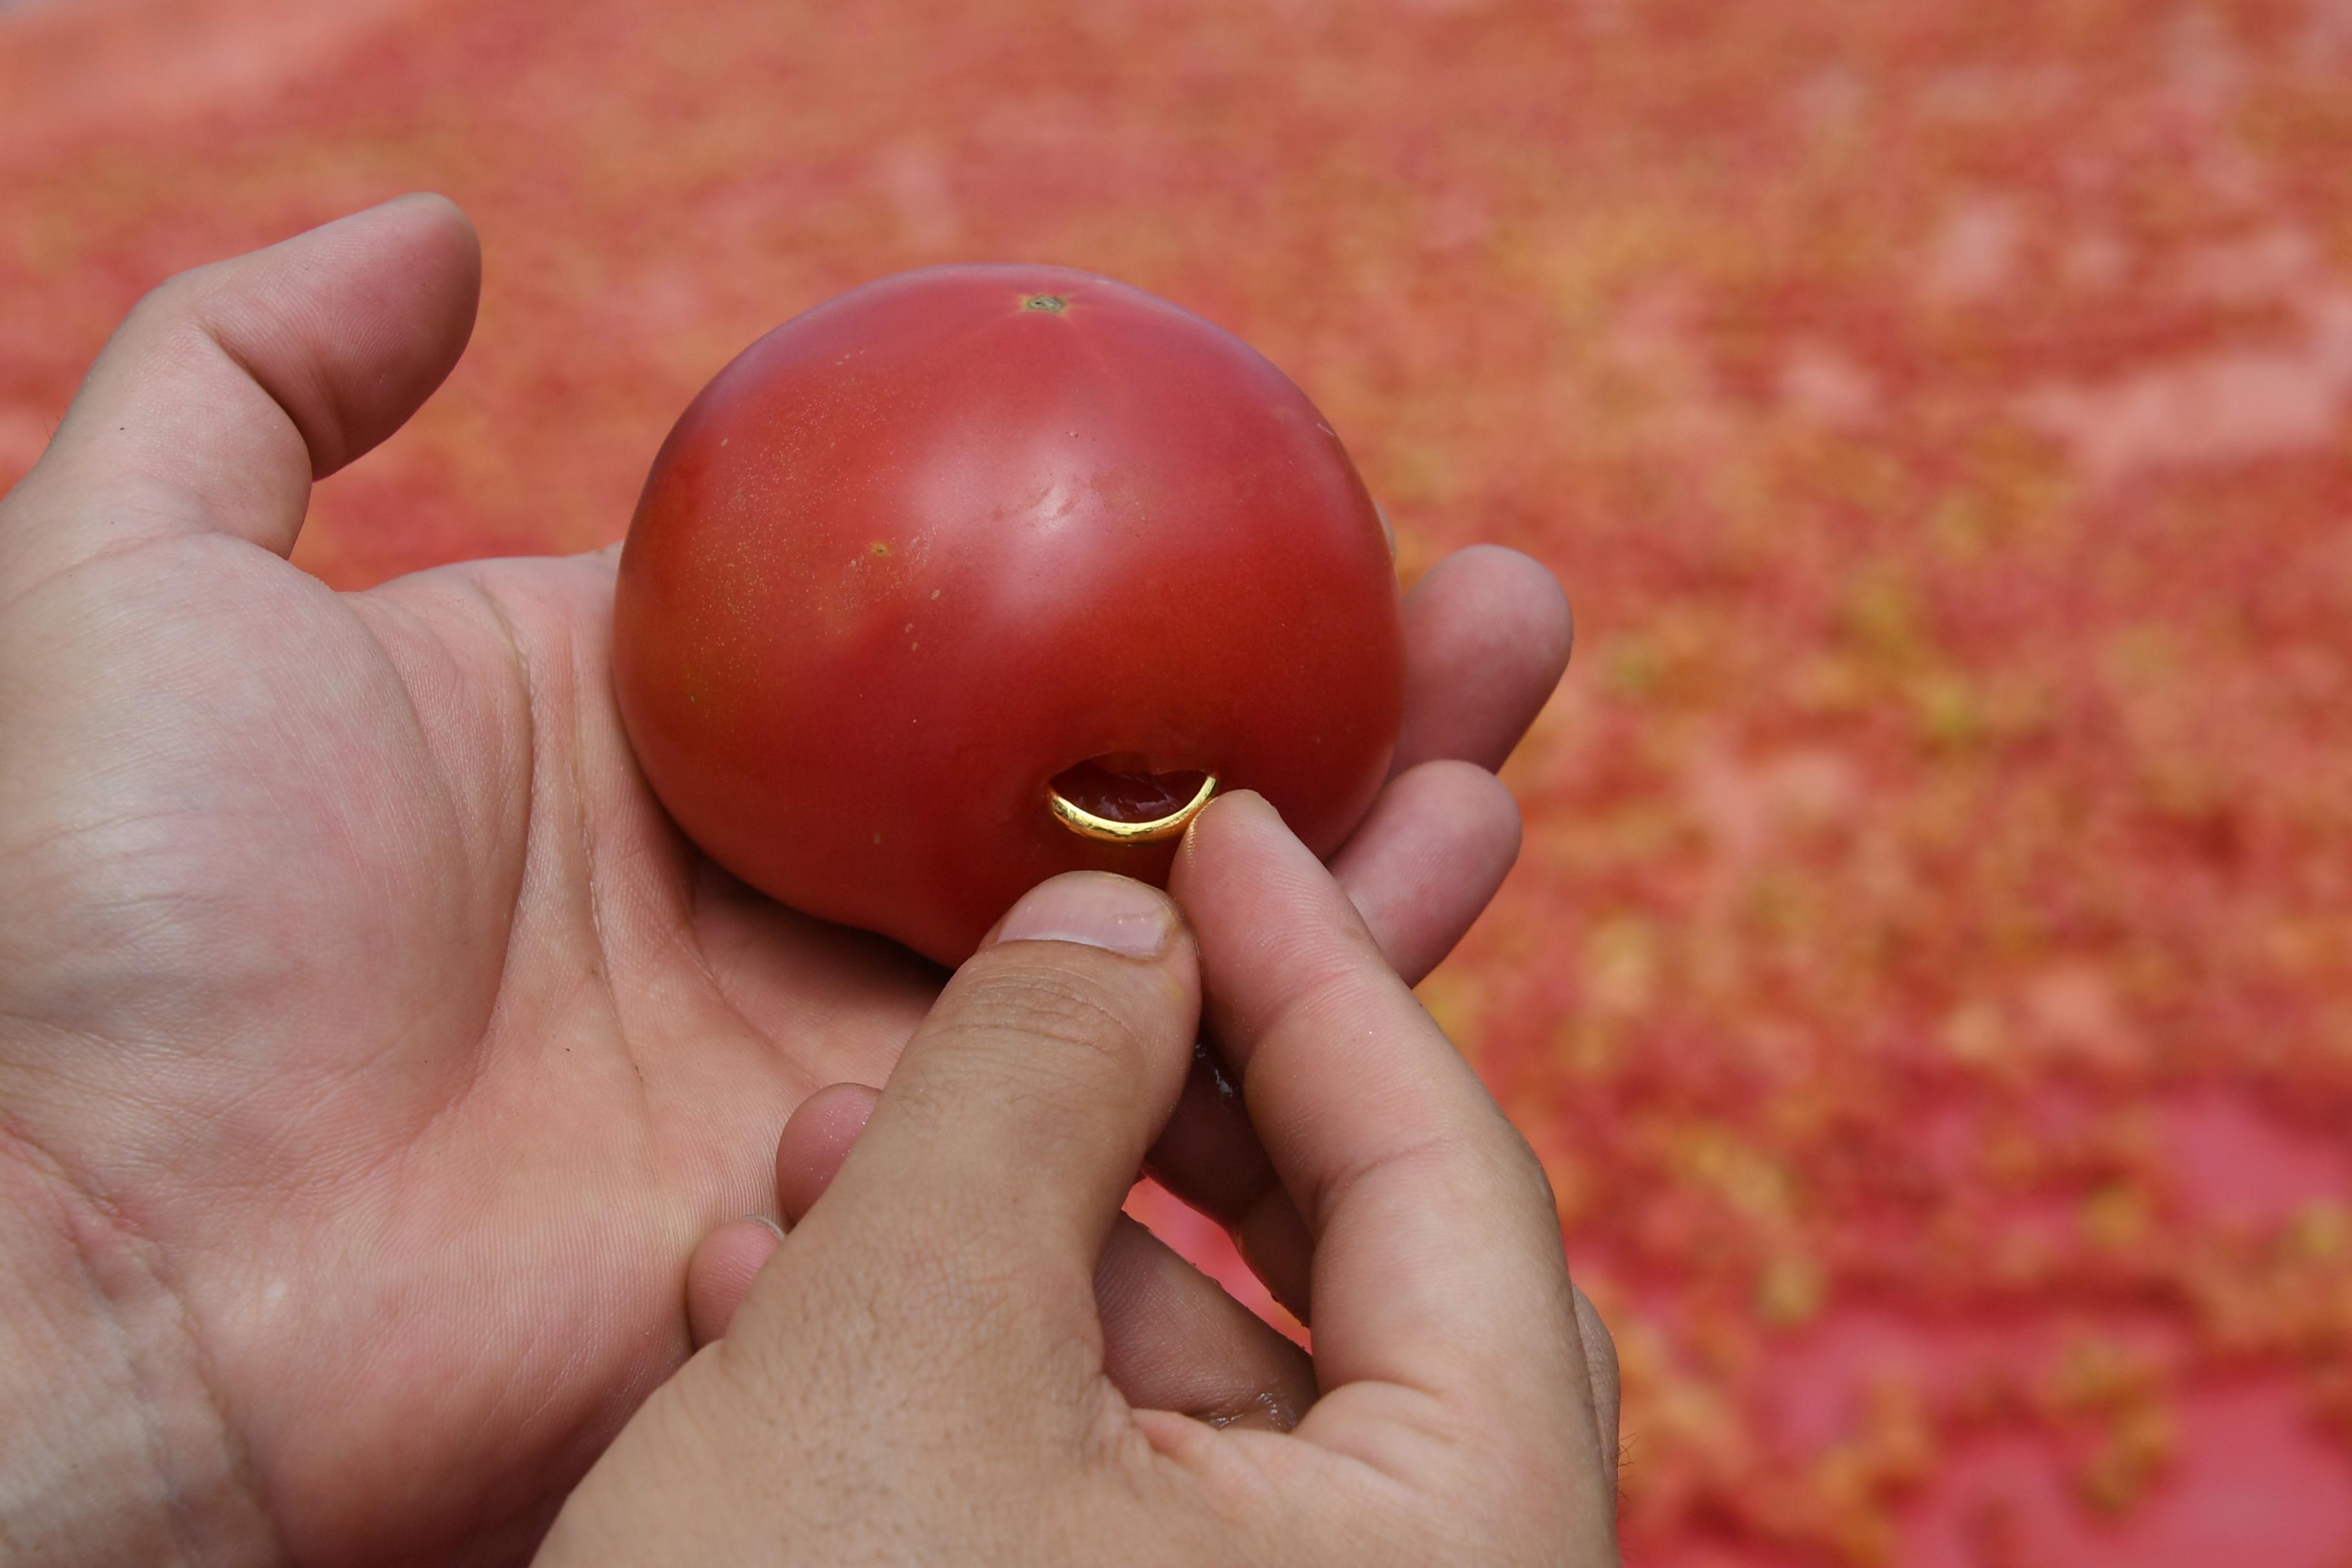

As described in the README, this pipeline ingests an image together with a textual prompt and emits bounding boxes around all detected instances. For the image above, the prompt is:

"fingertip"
[293,194,482,475]
[776,1083,880,1224]
[383,191,480,252]
[1176,788,1358,948]
[377,192,484,307]
[1177,788,1293,880]
[1396,544,1574,773]
[685,1216,785,1347]
[1332,760,1522,984]
[1418,542,1573,668]
[1173,788,1393,1057]
[1489,543,1575,678]
[1451,758,1526,862]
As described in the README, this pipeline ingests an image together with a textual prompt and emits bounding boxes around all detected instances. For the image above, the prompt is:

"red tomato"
[613,266,1405,963]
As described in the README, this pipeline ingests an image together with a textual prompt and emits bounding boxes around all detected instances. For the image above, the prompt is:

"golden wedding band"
[1044,773,1219,844]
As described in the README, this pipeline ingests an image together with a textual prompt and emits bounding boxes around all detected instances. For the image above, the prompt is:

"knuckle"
[124,265,221,337]
[1449,1109,1562,1222]
[1486,1115,1560,1215]
[1574,1286,1621,1395]
[124,274,193,328]
[115,270,240,389]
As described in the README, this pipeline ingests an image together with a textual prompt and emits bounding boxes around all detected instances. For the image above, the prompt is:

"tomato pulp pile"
[6,1,2351,1562]
[613,265,1403,963]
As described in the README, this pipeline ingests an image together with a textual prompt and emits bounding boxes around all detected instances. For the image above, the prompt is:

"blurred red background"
[5,0,2350,1560]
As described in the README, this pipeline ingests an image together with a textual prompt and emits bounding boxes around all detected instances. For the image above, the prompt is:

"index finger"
[1170,792,1601,1442]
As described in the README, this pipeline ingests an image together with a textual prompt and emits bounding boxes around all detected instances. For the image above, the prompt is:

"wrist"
[0,1128,277,1566]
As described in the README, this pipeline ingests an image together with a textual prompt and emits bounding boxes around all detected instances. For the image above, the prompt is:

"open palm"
[0,199,1571,1565]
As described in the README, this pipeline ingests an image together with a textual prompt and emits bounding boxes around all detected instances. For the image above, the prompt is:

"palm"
[0,529,937,1559]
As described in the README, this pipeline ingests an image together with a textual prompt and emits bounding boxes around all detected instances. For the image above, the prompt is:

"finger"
[1141,1044,1280,1251]
[776,1081,879,1222]
[1393,544,1573,774]
[1170,793,1596,1436]
[767,872,1200,1367]
[685,1079,881,1348]
[0,193,480,575]
[1139,543,1565,1299]
[1331,760,1521,983]
[1142,760,1521,1313]
[1096,1213,1316,1431]
[685,1217,785,1347]
[1139,1046,1314,1323]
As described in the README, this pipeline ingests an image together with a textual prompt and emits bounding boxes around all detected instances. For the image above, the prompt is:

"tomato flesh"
[613,264,1406,963]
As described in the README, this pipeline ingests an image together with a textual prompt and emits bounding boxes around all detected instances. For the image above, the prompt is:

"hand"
[0,197,1572,1565]
[538,795,1620,1565]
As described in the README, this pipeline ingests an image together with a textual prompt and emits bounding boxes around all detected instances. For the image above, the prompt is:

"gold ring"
[1045,773,1219,844]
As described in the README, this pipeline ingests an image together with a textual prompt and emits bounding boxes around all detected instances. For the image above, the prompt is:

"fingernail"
[744,1214,786,1242]
[993,872,1173,957]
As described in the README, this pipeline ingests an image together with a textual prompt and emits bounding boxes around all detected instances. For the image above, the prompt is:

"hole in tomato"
[1048,758,1211,825]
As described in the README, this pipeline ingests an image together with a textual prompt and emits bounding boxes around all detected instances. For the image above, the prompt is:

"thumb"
[760,872,1201,1369]
[0,193,479,582]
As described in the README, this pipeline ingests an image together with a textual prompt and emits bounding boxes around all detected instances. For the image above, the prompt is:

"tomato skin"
[614,265,1404,964]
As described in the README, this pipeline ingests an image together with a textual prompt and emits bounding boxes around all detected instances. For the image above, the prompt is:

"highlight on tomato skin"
[612,262,1406,965]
